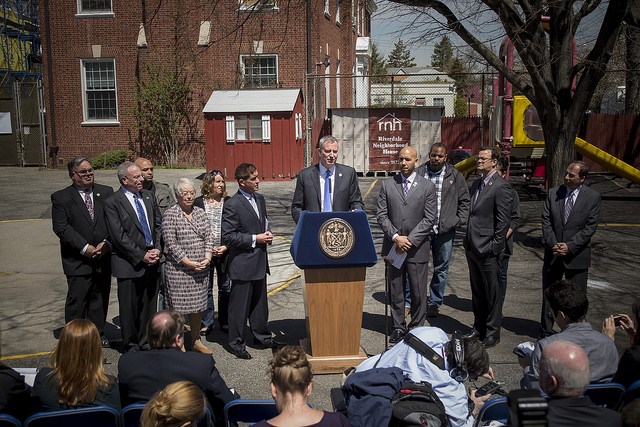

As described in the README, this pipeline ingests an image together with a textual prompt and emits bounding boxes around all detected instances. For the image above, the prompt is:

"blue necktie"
[323,169,332,212]
[134,194,153,246]
[403,178,410,196]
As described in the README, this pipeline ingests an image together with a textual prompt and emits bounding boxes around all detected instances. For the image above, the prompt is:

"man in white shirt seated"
[356,326,493,427]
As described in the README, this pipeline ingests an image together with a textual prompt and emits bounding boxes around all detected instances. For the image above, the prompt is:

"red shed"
[203,89,304,181]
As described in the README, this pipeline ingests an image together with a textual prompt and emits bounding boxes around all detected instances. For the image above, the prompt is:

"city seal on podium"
[318,218,355,259]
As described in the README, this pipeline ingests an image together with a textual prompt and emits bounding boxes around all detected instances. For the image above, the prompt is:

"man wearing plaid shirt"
[415,143,470,317]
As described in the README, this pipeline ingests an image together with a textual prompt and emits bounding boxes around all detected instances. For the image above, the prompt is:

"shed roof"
[203,89,301,113]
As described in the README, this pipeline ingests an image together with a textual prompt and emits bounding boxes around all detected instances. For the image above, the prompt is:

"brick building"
[40,0,375,168]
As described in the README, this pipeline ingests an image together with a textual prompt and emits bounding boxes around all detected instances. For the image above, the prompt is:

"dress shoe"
[427,305,439,317]
[389,329,405,344]
[482,336,500,348]
[192,340,213,355]
[254,338,286,350]
[463,329,481,340]
[101,336,110,348]
[234,349,252,360]
[200,326,212,336]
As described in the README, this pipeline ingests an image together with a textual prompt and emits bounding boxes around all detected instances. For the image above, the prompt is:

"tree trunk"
[542,119,576,187]
[626,25,640,113]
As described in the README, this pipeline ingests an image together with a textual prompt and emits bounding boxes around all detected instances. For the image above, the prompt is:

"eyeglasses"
[207,169,223,176]
[476,157,493,162]
[74,168,94,176]
[179,190,196,197]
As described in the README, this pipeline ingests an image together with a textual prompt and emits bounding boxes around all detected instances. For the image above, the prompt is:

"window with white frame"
[241,55,278,88]
[227,114,271,142]
[324,0,330,17]
[238,0,278,11]
[77,0,113,15]
[335,0,341,24]
[81,59,118,122]
[433,97,445,107]
[295,113,303,140]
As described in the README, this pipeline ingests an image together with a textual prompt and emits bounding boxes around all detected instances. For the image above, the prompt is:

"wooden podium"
[290,211,377,374]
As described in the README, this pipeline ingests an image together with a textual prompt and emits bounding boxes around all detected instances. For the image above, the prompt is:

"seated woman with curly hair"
[32,319,120,410]
[141,381,206,427]
[254,345,351,427]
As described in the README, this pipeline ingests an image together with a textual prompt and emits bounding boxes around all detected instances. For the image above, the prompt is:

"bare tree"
[386,0,633,185]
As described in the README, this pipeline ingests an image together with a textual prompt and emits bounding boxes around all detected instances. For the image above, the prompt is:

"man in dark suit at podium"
[51,157,114,347]
[377,146,437,344]
[291,135,364,223]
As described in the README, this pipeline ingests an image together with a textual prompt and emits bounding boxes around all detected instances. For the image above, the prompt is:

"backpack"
[389,380,448,427]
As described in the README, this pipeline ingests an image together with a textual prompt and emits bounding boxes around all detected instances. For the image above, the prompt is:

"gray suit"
[463,172,513,340]
[540,184,600,332]
[377,174,437,331]
[291,163,364,223]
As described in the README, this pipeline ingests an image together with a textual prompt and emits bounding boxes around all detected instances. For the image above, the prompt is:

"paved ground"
[0,166,638,412]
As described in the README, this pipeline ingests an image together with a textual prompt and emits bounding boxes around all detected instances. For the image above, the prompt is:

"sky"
[370,0,608,68]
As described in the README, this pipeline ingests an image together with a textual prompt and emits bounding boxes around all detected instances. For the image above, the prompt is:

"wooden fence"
[440,114,640,173]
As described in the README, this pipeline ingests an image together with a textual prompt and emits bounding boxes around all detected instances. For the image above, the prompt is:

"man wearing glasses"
[462,147,513,348]
[51,157,114,347]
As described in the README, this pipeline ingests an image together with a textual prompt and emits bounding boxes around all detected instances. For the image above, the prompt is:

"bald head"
[135,157,154,185]
[399,145,418,177]
[148,310,185,349]
[539,340,590,397]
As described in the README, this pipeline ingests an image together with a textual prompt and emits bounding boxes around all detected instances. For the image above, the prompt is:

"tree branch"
[388,0,530,92]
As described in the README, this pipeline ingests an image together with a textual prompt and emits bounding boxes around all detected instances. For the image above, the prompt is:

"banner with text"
[369,109,411,171]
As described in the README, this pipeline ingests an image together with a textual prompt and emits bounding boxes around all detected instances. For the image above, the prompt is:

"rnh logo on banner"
[369,109,411,171]
[378,113,402,132]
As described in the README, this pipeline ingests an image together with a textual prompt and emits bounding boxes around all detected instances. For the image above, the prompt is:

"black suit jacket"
[104,188,162,278]
[51,183,114,276]
[118,348,234,424]
[541,184,600,269]
[463,173,513,257]
[221,191,270,281]
[547,395,620,427]
[291,163,364,223]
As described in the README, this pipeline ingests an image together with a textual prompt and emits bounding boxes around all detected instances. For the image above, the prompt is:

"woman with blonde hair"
[141,381,206,427]
[254,346,351,427]
[195,169,231,335]
[32,319,120,409]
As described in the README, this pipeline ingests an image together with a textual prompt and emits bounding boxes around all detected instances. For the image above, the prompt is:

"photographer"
[603,300,640,388]
[355,326,494,427]
[539,340,620,426]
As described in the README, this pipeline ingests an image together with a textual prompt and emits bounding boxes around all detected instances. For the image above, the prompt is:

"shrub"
[92,149,128,169]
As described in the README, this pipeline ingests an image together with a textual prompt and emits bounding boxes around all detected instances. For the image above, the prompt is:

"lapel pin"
[449,180,453,184]
[96,193,100,197]
[339,173,343,177]
[412,182,417,187]
[488,181,493,186]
